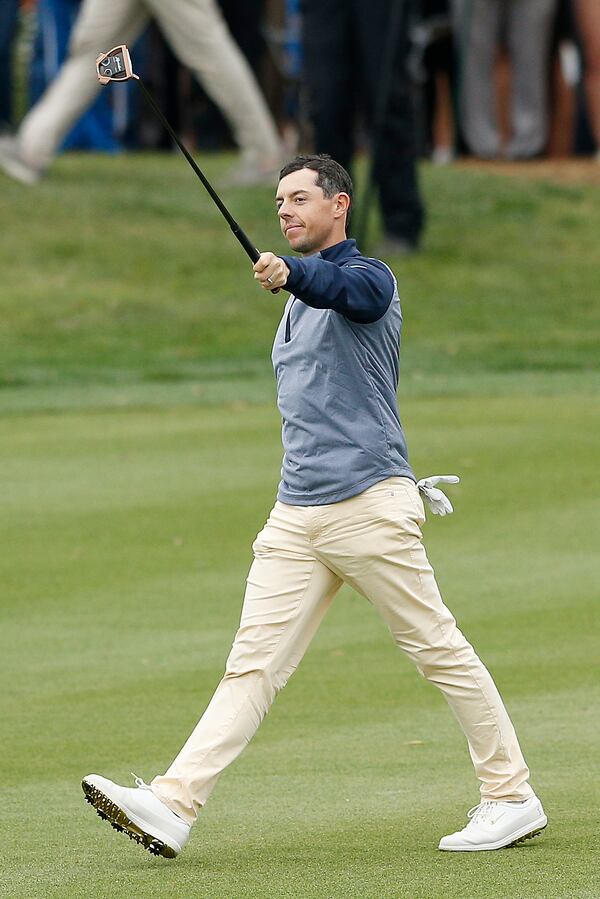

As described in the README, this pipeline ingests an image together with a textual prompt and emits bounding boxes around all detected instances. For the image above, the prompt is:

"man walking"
[83,154,546,858]
[0,0,281,185]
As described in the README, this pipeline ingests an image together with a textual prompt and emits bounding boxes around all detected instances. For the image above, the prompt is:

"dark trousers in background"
[0,0,20,129]
[301,0,424,245]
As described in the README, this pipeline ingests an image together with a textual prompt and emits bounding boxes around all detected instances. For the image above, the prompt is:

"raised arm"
[253,251,395,324]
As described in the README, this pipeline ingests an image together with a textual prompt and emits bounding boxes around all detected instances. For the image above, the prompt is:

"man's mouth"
[285,225,303,236]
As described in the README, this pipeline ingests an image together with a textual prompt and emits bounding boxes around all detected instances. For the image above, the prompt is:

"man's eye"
[295,197,306,203]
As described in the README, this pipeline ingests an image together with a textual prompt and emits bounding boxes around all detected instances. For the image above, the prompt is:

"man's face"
[276,168,348,255]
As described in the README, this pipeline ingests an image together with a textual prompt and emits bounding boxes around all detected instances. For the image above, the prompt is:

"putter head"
[96,45,138,84]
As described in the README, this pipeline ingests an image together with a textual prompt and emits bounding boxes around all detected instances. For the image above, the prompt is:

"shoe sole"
[439,816,548,852]
[506,823,547,848]
[82,779,177,858]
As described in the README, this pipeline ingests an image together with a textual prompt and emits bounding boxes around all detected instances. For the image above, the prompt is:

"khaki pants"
[19,0,281,170]
[152,477,533,824]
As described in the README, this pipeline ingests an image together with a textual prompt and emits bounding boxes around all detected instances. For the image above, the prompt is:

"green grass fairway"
[1,155,599,897]
[2,397,599,899]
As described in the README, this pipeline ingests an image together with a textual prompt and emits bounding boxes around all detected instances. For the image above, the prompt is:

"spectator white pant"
[18,0,281,170]
[151,477,533,824]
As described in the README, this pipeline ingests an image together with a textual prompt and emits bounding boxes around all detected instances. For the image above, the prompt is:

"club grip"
[232,226,280,294]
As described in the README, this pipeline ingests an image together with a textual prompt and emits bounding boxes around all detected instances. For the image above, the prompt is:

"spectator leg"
[507,0,558,159]
[573,0,600,152]
[452,0,503,158]
[18,0,148,171]
[300,0,355,171]
[354,0,424,246]
[0,0,20,129]
[147,0,281,167]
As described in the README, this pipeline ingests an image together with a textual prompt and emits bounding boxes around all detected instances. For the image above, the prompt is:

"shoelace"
[131,771,188,826]
[131,772,152,790]
[467,801,499,825]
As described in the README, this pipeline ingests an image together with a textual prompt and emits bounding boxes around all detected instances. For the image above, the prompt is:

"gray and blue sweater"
[272,238,414,506]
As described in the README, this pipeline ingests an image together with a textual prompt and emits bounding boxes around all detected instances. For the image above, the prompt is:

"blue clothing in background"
[29,0,121,153]
[283,0,302,121]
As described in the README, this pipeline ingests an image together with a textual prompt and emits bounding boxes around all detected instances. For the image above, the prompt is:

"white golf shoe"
[82,773,191,858]
[439,794,547,851]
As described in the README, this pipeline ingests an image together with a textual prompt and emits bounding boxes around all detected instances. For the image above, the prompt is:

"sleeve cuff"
[279,256,304,293]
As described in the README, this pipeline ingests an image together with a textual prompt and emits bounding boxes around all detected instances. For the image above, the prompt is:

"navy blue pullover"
[271,239,414,505]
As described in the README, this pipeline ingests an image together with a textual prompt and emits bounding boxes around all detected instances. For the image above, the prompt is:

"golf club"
[96,45,278,292]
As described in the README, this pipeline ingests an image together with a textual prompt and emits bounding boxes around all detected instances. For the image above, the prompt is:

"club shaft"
[137,79,260,264]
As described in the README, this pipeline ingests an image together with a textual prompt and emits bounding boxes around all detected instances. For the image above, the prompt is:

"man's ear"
[333,192,351,219]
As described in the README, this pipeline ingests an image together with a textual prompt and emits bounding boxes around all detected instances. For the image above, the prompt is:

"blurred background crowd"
[1,0,599,252]
[2,0,598,158]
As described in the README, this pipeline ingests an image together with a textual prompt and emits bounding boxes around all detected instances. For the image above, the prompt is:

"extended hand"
[253,252,290,290]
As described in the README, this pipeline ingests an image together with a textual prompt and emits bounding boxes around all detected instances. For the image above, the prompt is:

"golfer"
[83,155,546,857]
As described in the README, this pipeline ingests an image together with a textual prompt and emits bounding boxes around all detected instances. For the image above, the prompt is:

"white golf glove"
[416,475,460,516]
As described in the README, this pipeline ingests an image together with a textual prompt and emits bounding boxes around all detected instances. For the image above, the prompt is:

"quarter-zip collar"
[318,238,361,263]
[283,240,360,344]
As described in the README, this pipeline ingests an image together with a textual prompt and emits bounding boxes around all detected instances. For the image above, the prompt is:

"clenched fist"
[253,252,290,290]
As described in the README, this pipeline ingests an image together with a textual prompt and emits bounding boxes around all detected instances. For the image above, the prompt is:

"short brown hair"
[279,154,353,218]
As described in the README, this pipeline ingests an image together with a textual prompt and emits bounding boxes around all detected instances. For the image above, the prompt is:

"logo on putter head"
[96,45,138,84]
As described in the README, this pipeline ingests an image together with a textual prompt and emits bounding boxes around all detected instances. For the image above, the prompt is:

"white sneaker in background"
[222,156,282,188]
[438,794,547,851]
[0,136,42,185]
[431,146,454,166]
[82,773,191,858]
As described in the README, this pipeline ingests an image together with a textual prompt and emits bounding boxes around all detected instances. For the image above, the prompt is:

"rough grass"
[0,154,599,392]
